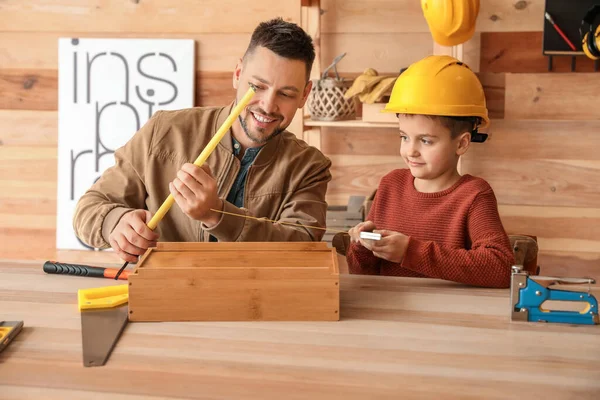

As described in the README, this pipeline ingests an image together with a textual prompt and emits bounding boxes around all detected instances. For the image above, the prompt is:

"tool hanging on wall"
[114,86,256,280]
[580,5,600,60]
[543,0,600,72]
[43,260,129,280]
[546,12,577,51]
[421,0,480,46]
[0,321,24,353]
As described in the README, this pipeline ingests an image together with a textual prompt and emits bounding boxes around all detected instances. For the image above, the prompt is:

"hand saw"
[78,285,129,367]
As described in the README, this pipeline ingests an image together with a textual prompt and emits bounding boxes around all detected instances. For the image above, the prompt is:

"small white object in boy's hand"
[360,231,381,241]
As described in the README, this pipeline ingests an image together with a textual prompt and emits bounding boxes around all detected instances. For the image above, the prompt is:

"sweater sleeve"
[346,189,382,275]
[399,188,514,288]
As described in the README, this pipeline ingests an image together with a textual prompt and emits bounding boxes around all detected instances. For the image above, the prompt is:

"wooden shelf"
[303,117,397,129]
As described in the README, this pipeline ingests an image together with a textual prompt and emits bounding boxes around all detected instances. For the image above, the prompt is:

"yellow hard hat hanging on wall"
[421,0,480,46]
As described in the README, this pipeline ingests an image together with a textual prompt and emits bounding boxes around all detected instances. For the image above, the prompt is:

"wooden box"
[128,242,340,322]
[361,102,397,124]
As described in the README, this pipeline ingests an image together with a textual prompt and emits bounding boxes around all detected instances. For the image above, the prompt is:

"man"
[73,18,332,263]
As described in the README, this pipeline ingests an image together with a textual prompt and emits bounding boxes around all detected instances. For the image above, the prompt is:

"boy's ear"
[456,131,471,156]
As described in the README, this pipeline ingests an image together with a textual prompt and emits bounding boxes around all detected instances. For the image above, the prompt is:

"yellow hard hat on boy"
[383,55,489,143]
[421,0,480,46]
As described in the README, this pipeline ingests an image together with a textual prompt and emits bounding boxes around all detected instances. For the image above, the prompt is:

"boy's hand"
[348,221,377,243]
[109,209,159,263]
[170,163,223,227]
[362,230,409,264]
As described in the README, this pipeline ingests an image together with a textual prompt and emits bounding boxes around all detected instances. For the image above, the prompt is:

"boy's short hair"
[403,114,479,139]
[243,18,315,81]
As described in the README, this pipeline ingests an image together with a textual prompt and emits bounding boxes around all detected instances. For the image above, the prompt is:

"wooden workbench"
[1,258,599,399]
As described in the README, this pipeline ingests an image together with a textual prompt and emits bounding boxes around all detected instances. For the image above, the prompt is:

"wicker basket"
[307,78,356,121]
[307,52,356,121]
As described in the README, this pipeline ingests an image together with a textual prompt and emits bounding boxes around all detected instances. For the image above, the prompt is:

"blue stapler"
[511,265,599,325]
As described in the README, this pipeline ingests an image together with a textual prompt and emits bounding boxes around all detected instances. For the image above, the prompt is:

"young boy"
[346,55,514,288]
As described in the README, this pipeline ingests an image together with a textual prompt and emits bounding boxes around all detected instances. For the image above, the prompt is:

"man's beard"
[238,112,285,145]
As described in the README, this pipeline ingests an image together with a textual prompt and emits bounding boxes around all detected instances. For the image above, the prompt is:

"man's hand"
[109,209,159,263]
[169,163,223,227]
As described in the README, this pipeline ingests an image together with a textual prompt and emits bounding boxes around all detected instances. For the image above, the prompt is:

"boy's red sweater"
[347,169,514,288]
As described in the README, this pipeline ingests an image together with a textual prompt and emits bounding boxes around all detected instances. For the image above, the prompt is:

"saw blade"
[81,304,128,367]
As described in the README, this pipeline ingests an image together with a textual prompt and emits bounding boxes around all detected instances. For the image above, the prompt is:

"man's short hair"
[243,18,315,81]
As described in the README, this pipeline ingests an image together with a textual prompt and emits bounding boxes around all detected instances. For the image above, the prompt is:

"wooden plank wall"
[1,0,599,279]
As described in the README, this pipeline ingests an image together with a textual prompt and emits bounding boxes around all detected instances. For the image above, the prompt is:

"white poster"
[57,38,195,250]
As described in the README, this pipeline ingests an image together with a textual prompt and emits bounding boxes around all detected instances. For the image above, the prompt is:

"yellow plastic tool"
[78,285,129,311]
[0,321,24,353]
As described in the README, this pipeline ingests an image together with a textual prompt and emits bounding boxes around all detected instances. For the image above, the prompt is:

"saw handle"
[43,261,129,280]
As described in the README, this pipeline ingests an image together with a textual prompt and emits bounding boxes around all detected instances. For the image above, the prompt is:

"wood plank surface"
[140,251,334,270]
[478,72,505,119]
[0,69,58,111]
[1,260,599,399]
[0,32,249,72]
[129,277,339,321]
[481,32,600,73]
[505,73,600,120]
[196,71,235,107]
[0,1,299,33]
[0,110,57,146]
[1,31,431,74]
[326,155,404,205]
[322,33,432,73]
[499,205,600,253]
[539,251,600,278]
[320,0,544,33]
[154,241,330,251]
[320,0,429,33]
[467,120,600,160]
[0,197,55,216]
[0,148,56,181]
[321,127,400,156]
[461,158,600,208]
[477,0,544,32]
[0,70,235,110]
